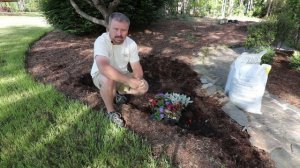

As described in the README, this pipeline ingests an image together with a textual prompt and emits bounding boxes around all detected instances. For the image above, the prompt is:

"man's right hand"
[128,78,144,89]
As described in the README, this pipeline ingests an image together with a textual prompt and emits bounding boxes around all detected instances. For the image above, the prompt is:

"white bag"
[225,50,271,114]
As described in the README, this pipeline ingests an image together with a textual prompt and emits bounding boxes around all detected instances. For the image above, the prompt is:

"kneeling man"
[90,12,148,127]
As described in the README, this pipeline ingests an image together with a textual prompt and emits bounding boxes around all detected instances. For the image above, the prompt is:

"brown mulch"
[25,19,289,167]
[267,52,300,107]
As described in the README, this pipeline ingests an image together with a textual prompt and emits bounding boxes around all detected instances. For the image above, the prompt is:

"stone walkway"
[191,46,300,168]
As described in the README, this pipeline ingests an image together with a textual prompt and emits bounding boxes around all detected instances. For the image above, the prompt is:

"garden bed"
[26,19,280,167]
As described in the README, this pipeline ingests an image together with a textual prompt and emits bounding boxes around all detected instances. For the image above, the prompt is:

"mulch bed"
[26,19,281,167]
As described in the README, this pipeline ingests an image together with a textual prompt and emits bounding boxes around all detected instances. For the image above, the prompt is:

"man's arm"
[130,61,143,79]
[95,55,141,89]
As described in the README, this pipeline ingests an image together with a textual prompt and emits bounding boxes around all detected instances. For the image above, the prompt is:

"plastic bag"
[225,50,271,114]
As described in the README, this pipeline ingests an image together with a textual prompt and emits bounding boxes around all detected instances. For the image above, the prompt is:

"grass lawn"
[0,18,171,167]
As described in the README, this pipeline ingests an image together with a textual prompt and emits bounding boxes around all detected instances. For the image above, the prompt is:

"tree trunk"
[239,0,244,6]
[17,0,25,12]
[69,0,120,28]
[227,0,234,17]
[266,0,273,17]
[221,0,227,18]
[295,26,300,47]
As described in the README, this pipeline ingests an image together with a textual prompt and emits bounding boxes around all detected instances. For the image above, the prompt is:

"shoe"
[114,92,128,105]
[107,111,125,127]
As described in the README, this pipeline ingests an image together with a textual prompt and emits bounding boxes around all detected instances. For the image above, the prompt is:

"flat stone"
[247,127,284,153]
[270,147,300,168]
[199,76,210,84]
[201,83,213,89]
[222,102,248,126]
[285,126,300,143]
[217,94,230,106]
[291,143,300,156]
[204,85,217,96]
[262,95,274,103]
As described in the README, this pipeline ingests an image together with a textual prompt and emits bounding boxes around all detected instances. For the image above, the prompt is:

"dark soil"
[26,19,282,167]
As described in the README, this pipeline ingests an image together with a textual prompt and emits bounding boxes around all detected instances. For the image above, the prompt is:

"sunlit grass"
[0,18,172,167]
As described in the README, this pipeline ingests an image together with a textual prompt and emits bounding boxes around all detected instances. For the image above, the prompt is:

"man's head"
[107,12,130,45]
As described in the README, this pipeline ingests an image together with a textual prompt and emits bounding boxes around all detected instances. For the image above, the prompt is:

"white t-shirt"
[90,32,140,78]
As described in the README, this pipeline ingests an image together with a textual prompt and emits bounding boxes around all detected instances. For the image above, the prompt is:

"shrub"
[275,13,295,48]
[40,0,103,34]
[0,6,11,12]
[261,48,275,65]
[289,51,300,71]
[40,0,167,34]
[117,0,166,28]
[245,19,277,49]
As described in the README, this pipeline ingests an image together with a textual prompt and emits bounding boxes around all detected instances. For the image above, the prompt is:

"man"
[90,12,148,127]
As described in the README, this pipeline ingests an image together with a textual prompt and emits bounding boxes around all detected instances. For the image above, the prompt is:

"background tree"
[41,0,168,34]
[69,0,120,28]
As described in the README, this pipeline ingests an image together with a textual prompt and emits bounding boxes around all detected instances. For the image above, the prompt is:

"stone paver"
[192,46,300,167]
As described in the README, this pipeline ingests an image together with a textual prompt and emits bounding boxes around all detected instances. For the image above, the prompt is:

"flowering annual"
[148,93,193,122]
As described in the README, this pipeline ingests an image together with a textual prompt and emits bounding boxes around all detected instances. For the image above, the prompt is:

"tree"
[69,0,120,28]
[41,0,167,34]
[266,0,273,16]
[221,0,227,18]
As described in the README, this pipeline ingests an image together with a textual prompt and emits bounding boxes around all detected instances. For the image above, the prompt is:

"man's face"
[108,19,129,45]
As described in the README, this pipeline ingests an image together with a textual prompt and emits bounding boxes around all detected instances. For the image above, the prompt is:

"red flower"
[167,104,173,110]
[149,98,157,107]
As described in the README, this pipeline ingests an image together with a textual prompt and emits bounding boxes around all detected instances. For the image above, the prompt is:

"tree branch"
[108,0,121,13]
[70,0,106,27]
[92,0,109,21]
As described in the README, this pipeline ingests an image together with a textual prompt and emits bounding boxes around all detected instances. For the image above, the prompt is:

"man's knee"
[101,76,114,88]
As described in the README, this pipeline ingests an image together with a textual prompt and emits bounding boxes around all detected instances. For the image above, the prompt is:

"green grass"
[0,22,172,167]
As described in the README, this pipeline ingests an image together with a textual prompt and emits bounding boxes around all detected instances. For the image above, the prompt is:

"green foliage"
[0,0,40,12]
[40,0,167,34]
[245,19,277,49]
[285,0,300,49]
[1,2,19,12]
[261,48,275,65]
[117,0,167,27]
[40,0,103,34]
[251,0,265,17]
[24,0,42,12]
[275,13,295,48]
[289,51,300,71]
[233,4,245,16]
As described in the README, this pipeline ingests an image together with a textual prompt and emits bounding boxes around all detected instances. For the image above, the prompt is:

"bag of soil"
[225,50,271,114]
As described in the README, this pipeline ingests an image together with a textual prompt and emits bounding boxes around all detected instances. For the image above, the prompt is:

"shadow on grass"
[0,26,171,167]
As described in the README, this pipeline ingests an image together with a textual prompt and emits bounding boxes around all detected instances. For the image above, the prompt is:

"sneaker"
[107,111,125,127]
[114,92,128,105]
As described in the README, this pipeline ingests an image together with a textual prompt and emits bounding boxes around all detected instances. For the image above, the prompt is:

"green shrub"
[289,51,300,71]
[40,0,103,34]
[245,19,277,49]
[275,13,295,48]
[117,0,166,27]
[261,48,275,65]
[40,0,167,34]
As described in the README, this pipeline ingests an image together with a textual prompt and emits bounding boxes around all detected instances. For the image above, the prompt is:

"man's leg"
[99,76,116,112]
[93,74,124,127]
